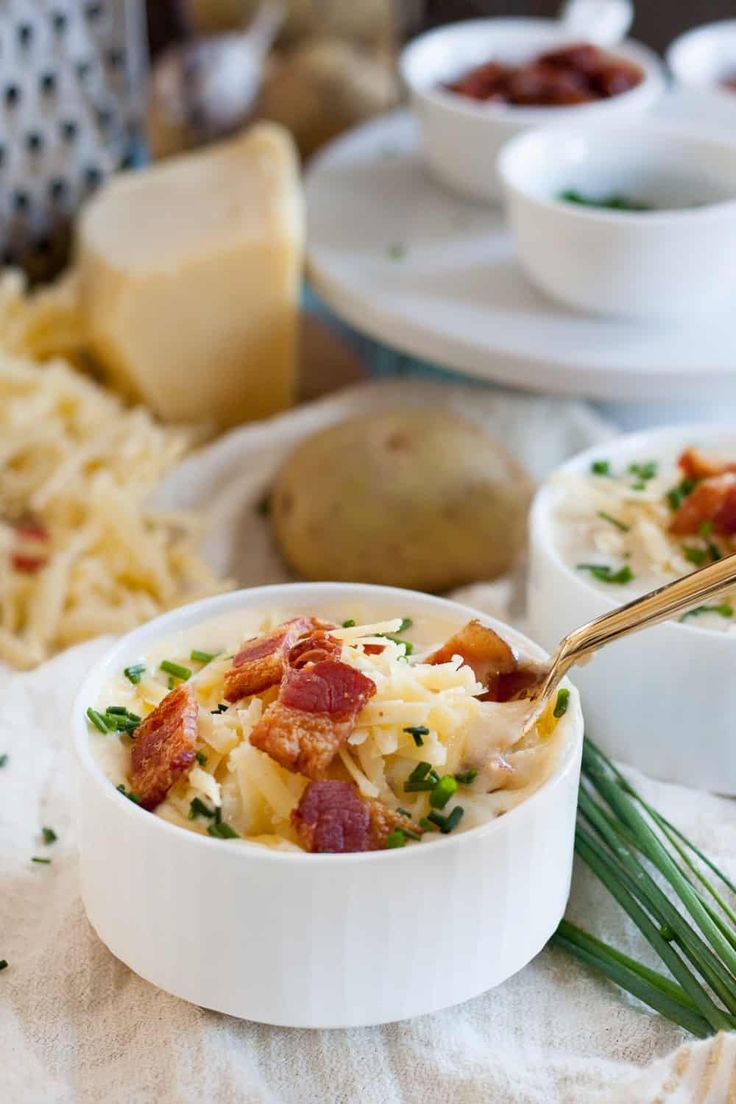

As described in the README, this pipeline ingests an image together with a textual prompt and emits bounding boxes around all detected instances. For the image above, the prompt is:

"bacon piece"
[223,617,327,702]
[287,631,342,670]
[428,619,544,703]
[9,521,49,573]
[677,448,736,482]
[292,780,420,853]
[250,660,375,778]
[669,474,736,537]
[130,684,198,810]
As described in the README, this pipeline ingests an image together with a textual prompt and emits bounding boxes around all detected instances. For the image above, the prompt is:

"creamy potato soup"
[553,445,736,631]
[86,602,569,853]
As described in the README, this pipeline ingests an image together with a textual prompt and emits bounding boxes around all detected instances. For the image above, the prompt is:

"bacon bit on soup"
[250,660,376,778]
[287,630,342,669]
[223,617,331,702]
[669,474,736,538]
[130,684,199,810]
[427,619,544,703]
[677,447,736,482]
[9,520,49,573]
[292,780,421,853]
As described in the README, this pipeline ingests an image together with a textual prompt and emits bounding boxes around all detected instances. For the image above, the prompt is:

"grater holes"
[86,3,103,18]
[49,178,68,203]
[84,165,103,190]
[5,84,20,108]
[17,23,33,48]
[26,132,43,155]
[40,72,57,96]
[13,190,30,213]
[60,120,78,142]
[51,11,68,35]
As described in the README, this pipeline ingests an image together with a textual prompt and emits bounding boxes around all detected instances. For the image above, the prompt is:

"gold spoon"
[523,553,736,733]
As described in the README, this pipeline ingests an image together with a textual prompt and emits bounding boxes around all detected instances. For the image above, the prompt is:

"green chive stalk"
[552,738,736,1036]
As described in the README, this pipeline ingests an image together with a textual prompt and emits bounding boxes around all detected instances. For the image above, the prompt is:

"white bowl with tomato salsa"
[529,425,736,794]
[399,17,664,203]
[73,582,583,1028]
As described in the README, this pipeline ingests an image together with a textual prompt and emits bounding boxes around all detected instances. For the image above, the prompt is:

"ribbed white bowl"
[73,583,583,1028]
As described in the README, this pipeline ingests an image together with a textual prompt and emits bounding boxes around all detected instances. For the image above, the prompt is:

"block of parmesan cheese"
[78,123,303,427]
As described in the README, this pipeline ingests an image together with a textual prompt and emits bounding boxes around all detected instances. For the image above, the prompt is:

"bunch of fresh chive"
[553,739,736,1037]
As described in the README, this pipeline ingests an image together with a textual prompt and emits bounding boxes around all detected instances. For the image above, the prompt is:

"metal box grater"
[0,0,148,281]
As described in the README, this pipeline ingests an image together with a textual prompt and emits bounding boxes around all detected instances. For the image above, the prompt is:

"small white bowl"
[399,17,664,204]
[528,424,736,794]
[498,121,736,317]
[73,582,583,1028]
[667,20,736,121]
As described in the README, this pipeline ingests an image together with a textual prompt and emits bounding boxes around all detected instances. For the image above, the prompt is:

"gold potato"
[271,409,533,591]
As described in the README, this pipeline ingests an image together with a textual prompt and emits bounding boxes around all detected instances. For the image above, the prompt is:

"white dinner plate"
[305,109,736,403]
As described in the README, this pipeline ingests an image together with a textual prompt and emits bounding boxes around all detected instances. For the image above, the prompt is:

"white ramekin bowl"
[399,17,664,204]
[498,121,736,318]
[667,20,736,122]
[528,424,736,794]
[73,582,583,1028]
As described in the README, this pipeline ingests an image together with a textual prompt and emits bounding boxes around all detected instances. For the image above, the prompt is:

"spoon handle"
[525,554,736,727]
[557,553,736,673]
[557,0,634,48]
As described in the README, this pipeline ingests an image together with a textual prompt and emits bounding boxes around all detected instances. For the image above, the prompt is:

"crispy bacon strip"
[287,631,342,669]
[292,780,420,853]
[427,619,544,703]
[669,474,736,537]
[130,684,198,810]
[249,660,375,778]
[224,617,332,702]
[678,448,736,482]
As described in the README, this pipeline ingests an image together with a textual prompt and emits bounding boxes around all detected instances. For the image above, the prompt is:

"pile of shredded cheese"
[0,272,226,668]
[93,616,566,849]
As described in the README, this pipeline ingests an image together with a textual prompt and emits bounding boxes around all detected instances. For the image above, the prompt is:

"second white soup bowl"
[498,122,736,317]
[73,583,583,1028]
[528,425,736,794]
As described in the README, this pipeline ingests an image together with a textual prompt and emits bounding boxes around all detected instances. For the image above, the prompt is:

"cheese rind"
[78,123,303,427]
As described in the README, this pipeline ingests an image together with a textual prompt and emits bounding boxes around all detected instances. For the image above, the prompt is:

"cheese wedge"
[78,123,303,427]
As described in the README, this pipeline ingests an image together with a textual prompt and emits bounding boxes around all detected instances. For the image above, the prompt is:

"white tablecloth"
[2,381,734,1104]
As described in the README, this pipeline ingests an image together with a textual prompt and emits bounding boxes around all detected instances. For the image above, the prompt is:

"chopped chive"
[628,461,658,482]
[699,520,714,537]
[597,511,630,533]
[342,619,356,628]
[385,829,406,849]
[427,811,448,830]
[577,563,634,585]
[680,604,734,623]
[429,775,458,809]
[211,703,228,714]
[444,806,464,832]
[191,649,217,664]
[554,688,570,718]
[189,796,216,820]
[419,817,437,831]
[379,632,414,654]
[86,707,109,733]
[0,754,7,768]
[683,546,707,566]
[399,826,423,842]
[591,459,611,475]
[397,618,413,632]
[0,960,7,971]
[454,769,478,785]
[708,542,722,563]
[404,780,435,792]
[123,663,146,684]
[403,724,429,747]
[105,705,128,715]
[160,659,191,681]
[207,821,239,839]
[195,750,208,766]
[31,856,51,864]
[167,676,175,690]
[667,478,696,511]
[408,761,432,783]
[41,827,57,844]
[397,807,412,818]
[115,783,141,804]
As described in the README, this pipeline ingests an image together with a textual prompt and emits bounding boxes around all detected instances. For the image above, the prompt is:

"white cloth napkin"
[2,380,735,1104]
